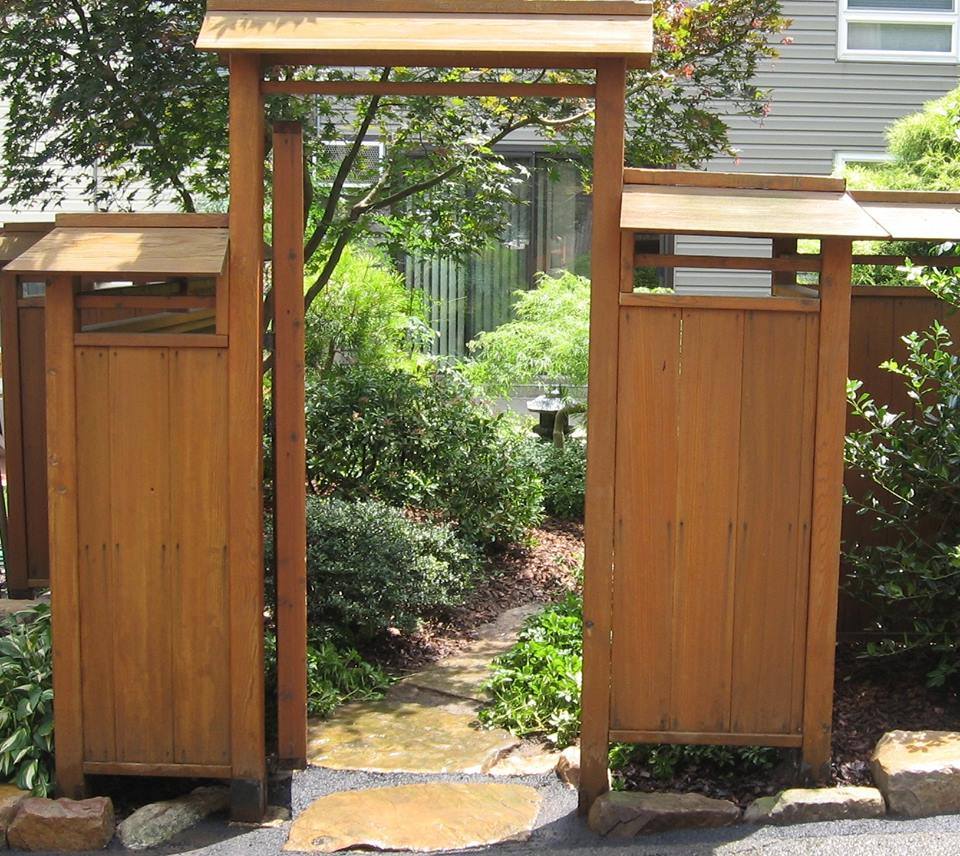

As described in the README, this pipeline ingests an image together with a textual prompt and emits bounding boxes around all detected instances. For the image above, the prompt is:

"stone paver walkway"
[291,604,555,853]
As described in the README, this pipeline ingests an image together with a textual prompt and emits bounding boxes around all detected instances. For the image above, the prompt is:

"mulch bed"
[618,650,960,809]
[369,518,583,673]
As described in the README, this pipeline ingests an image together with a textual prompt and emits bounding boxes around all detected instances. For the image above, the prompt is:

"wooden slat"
[855,200,960,242]
[74,333,227,349]
[621,185,889,240]
[611,307,680,732]
[620,293,820,313]
[624,168,846,193]
[579,57,626,814]
[610,730,804,748]
[109,347,174,764]
[197,12,654,69]
[262,80,595,98]
[227,53,267,821]
[273,122,308,769]
[1,273,30,596]
[209,0,653,14]
[75,295,216,310]
[853,255,960,268]
[851,285,934,298]
[170,349,231,766]
[55,213,229,229]
[802,237,853,780]
[851,189,960,205]
[82,762,232,778]
[772,237,799,291]
[671,309,744,734]
[730,311,813,735]
[82,309,215,334]
[75,348,116,763]
[45,276,85,798]
[6,228,229,277]
[634,252,821,273]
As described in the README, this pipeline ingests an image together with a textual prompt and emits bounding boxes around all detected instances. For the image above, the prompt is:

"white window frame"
[833,150,895,172]
[838,0,960,63]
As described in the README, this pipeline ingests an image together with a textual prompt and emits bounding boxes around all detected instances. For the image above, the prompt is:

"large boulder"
[588,791,740,837]
[744,787,885,825]
[872,730,960,817]
[6,796,114,852]
[117,785,229,850]
[0,785,28,847]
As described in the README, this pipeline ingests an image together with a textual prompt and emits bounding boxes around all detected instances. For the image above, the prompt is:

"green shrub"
[304,246,433,373]
[304,497,480,640]
[526,438,587,520]
[467,271,590,398]
[479,592,583,748]
[305,363,543,546]
[844,274,960,686]
[0,606,54,795]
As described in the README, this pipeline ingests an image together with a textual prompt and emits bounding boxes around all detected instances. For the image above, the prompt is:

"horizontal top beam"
[207,0,652,14]
[624,168,846,194]
[261,79,595,97]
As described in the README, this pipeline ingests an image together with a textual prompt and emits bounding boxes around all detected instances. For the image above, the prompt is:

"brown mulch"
[619,650,960,809]
[370,519,583,673]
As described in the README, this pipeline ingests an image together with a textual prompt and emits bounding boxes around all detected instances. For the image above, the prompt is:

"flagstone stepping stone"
[306,699,519,773]
[399,604,539,702]
[284,782,541,853]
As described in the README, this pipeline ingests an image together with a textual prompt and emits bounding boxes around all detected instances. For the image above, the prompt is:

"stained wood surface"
[261,80,596,98]
[621,186,889,240]
[6,228,229,276]
[578,58,626,813]
[611,302,820,740]
[619,292,819,313]
[633,252,821,274]
[624,168,845,193]
[197,12,653,68]
[54,213,229,229]
[854,201,960,242]
[207,0,652,14]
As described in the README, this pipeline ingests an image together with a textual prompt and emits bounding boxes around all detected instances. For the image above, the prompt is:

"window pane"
[848,0,953,10]
[848,21,953,51]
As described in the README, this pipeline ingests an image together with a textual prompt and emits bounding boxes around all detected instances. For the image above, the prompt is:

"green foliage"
[479,592,583,748]
[467,272,591,397]
[304,246,433,373]
[0,606,54,795]
[304,497,480,640]
[525,439,587,521]
[608,742,779,782]
[305,364,543,546]
[844,271,960,685]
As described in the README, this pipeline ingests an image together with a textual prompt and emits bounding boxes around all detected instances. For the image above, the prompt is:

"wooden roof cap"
[621,169,889,240]
[850,190,960,242]
[197,1,653,69]
[4,214,229,277]
[0,222,54,264]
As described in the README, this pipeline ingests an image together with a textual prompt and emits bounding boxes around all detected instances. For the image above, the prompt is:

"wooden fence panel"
[611,301,819,741]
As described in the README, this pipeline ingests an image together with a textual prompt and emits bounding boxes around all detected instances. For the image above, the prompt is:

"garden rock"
[488,744,561,776]
[872,730,960,816]
[6,796,114,852]
[0,785,28,847]
[588,791,740,837]
[556,746,581,788]
[116,785,229,850]
[743,787,885,825]
[284,782,541,852]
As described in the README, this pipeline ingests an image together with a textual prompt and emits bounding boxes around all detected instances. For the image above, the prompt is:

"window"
[838,0,959,62]
[833,151,895,172]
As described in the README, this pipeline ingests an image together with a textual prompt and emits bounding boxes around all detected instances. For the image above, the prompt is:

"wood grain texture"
[802,238,853,780]
[610,730,804,748]
[262,80,595,98]
[197,12,653,69]
[227,53,267,820]
[619,292,819,313]
[45,276,85,798]
[578,58,626,814]
[54,213,229,229]
[273,122,308,769]
[208,0,652,14]
[624,168,845,193]
[633,252,821,274]
[621,186,888,240]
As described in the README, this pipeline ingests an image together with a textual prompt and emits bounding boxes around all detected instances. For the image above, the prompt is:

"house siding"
[675,0,959,294]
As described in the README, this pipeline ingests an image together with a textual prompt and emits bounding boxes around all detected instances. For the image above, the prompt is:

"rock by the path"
[0,600,44,623]
[0,785,28,847]
[588,791,740,837]
[744,787,885,825]
[229,805,291,829]
[398,605,539,702]
[116,785,228,850]
[284,782,541,853]
[872,730,960,817]
[307,699,518,774]
[7,796,114,852]
[488,744,561,777]
[556,746,581,788]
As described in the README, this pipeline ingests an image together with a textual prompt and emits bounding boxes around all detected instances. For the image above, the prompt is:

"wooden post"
[802,236,853,780]
[227,52,267,822]
[579,57,627,814]
[0,272,30,597]
[772,237,798,295]
[272,121,308,769]
[45,275,85,798]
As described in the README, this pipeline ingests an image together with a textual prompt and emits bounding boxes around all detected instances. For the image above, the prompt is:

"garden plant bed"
[369,519,583,673]
[615,650,960,809]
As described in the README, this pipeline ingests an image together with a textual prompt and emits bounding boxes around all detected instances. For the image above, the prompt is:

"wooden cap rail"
[206,1,653,14]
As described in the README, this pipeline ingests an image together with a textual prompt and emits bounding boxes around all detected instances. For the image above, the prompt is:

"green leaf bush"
[305,363,543,547]
[844,273,960,685]
[304,497,480,640]
[525,438,587,521]
[0,606,54,795]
